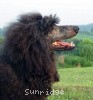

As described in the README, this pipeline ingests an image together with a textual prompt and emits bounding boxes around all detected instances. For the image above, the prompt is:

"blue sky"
[0,0,93,28]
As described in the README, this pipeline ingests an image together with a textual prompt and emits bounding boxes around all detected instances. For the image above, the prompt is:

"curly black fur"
[0,13,59,100]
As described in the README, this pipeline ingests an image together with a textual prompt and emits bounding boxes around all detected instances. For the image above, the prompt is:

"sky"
[0,0,93,28]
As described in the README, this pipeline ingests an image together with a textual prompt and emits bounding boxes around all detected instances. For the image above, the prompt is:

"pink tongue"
[61,42,70,45]
[55,40,70,46]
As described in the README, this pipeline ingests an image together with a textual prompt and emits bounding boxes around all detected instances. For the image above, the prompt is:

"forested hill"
[0,23,93,36]
[79,23,93,32]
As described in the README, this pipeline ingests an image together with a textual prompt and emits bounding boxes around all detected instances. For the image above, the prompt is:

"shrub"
[74,39,93,61]
[57,55,92,68]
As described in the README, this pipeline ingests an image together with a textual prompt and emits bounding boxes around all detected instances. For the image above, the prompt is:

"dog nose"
[73,26,79,33]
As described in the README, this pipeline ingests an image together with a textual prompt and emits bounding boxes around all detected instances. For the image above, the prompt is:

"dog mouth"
[52,40,75,51]
[49,25,79,51]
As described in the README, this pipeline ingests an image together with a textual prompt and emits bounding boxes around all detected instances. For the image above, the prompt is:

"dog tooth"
[71,42,75,46]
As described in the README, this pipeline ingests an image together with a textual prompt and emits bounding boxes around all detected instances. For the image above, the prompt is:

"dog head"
[18,12,79,52]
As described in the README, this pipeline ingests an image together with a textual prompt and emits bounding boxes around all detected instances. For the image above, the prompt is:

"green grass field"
[48,67,93,100]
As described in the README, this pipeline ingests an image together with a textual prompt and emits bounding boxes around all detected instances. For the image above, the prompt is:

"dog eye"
[50,27,55,31]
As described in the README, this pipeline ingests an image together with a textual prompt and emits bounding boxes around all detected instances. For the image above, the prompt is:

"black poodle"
[0,12,79,100]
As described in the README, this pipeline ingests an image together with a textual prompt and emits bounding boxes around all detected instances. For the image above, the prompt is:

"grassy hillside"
[48,67,93,100]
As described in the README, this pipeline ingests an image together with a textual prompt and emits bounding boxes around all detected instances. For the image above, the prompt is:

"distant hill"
[0,23,93,36]
[79,23,93,32]
[0,28,4,36]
